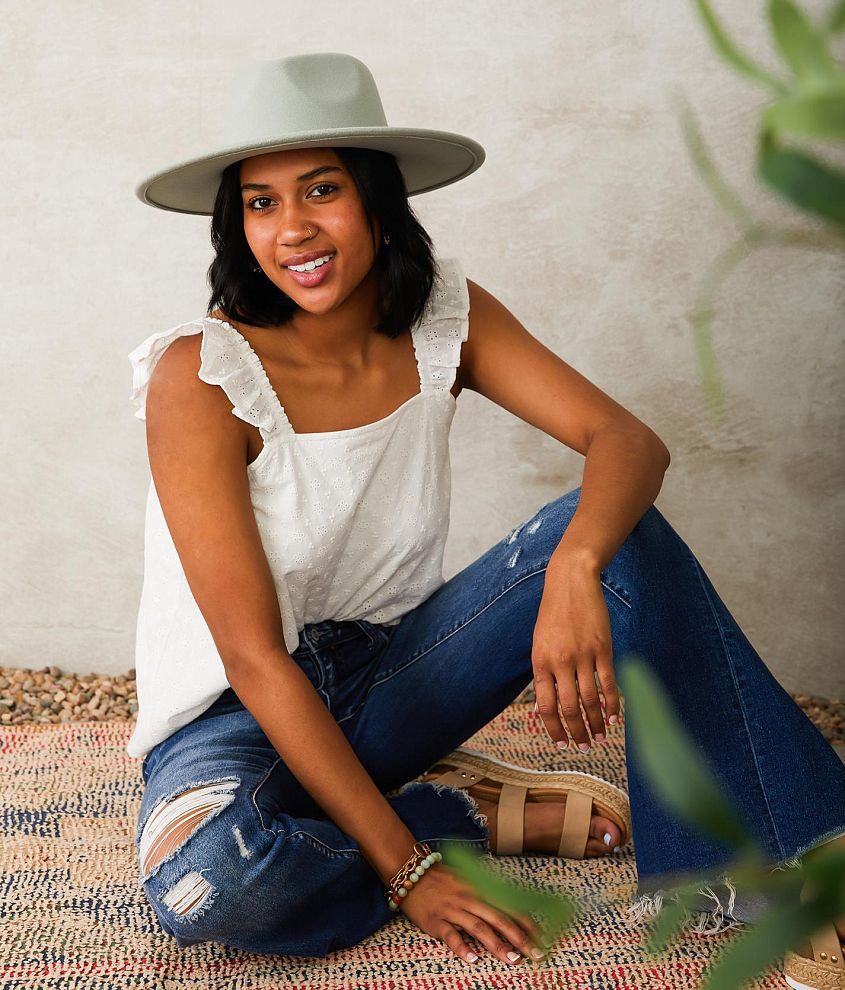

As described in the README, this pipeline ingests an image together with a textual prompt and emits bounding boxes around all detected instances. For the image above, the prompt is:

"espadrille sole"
[784,948,845,990]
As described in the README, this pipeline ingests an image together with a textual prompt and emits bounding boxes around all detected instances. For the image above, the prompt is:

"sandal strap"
[495,783,527,855]
[558,789,592,858]
[426,768,477,787]
[810,922,844,968]
[424,764,598,860]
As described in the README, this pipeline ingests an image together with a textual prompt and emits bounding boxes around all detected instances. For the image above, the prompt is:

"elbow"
[638,427,671,470]
[636,430,671,473]
[221,642,293,681]
[591,421,670,469]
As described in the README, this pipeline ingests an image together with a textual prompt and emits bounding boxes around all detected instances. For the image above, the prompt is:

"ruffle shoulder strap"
[127,317,291,443]
[413,256,471,393]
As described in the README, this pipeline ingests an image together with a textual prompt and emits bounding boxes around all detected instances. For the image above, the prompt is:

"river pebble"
[0,666,137,726]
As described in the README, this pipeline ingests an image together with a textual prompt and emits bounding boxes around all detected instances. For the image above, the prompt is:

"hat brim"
[135,126,486,215]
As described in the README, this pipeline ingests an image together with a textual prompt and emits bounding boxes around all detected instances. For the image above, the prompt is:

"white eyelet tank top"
[125,255,470,759]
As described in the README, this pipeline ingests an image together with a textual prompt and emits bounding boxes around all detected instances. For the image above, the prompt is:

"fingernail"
[578,742,591,753]
[507,951,521,961]
[466,952,478,962]
[531,947,545,959]
[608,715,619,724]
[613,845,621,853]
[555,740,568,749]
[533,701,538,713]
[594,733,605,743]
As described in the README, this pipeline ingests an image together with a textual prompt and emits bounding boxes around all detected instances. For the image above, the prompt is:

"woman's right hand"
[396,861,547,966]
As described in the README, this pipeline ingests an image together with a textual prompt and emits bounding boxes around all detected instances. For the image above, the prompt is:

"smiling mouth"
[281,253,336,286]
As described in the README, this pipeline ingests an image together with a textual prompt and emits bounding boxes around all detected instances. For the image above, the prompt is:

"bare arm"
[225,653,417,883]
[145,334,420,885]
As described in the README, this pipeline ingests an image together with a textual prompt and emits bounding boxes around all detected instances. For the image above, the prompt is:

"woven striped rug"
[1,703,784,988]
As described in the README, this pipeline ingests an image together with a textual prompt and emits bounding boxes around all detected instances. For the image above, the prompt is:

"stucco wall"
[2,1,842,697]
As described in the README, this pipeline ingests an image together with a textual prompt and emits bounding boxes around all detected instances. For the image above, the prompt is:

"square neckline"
[203,316,435,442]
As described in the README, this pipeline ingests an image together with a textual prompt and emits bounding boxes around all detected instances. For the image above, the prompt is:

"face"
[239,147,381,317]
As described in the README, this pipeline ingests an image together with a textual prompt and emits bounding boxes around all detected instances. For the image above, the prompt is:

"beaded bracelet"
[386,840,443,911]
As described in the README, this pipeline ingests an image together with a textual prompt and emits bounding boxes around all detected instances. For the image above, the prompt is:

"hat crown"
[224,52,388,148]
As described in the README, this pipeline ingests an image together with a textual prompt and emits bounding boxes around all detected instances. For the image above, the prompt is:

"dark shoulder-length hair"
[206,147,437,339]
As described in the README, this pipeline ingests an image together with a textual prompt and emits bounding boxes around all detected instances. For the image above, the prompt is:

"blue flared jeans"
[135,486,845,956]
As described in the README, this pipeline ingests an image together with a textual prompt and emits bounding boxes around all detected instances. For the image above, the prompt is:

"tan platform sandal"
[420,745,631,858]
[783,922,845,990]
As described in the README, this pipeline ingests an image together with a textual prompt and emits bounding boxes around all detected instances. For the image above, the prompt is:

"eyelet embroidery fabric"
[413,256,470,394]
[126,255,470,760]
[127,317,290,444]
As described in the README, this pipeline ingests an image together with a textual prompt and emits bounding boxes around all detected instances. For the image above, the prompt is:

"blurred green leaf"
[769,0,845,92]
[701,849,845,990]
[618,657,754,849]
[440,841,575,950]
[830,0,845,33]
[758,140,845,224]
[800,839,845,889]
[676,91,758,225]
[694,0,789,94]
[763,91,845,139]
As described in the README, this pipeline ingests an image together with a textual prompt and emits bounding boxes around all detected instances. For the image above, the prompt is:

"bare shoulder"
[146,332,205,409]
[145,330,243,444]
[461,276,514,393]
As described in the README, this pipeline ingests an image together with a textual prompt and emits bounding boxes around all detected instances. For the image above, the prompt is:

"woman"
[129,53,845,986]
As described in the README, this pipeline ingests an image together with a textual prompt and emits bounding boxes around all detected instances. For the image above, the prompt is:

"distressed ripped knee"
[138,778,240,897]
[160,868,218,922]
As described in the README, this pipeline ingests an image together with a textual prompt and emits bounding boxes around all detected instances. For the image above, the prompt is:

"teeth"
[286,253,334,273]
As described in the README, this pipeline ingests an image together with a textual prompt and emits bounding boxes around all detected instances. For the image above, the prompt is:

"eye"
[308,183,337,199]
[246,196,273,213]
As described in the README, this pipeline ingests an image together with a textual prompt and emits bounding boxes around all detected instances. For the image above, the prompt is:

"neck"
[284,263,384,370]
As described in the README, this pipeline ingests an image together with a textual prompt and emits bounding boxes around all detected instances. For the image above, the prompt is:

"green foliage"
[444,652,845,987]
[759,138,845,222]
[682,0,845,417]
[619,655,845,990]
[770,0,845,90]
[701,844,845,989]
[691,0,789,92]
[437,839,575,963]
[620,655,753,850]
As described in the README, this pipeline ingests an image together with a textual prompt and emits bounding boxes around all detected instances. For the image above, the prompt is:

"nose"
[275,211,316,246]
[277,226,315,247]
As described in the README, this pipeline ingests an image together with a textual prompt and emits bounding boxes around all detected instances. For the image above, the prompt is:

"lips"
[282,254,335,287]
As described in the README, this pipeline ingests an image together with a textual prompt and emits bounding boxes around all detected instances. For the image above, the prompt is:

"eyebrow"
[240,165,343,192]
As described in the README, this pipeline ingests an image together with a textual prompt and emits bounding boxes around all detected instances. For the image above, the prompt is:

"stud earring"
[382,232,391,246]
[250,263,262,272]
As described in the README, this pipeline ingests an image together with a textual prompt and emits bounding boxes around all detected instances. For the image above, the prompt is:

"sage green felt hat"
[135,52,486,216]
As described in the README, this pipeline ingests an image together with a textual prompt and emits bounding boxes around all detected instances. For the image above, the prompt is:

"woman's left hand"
[531,553,621,750]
